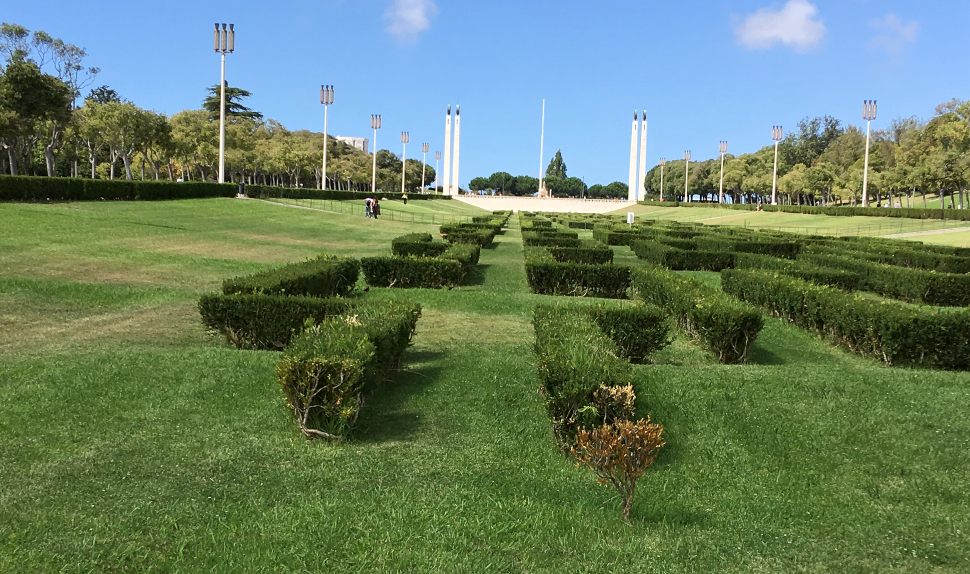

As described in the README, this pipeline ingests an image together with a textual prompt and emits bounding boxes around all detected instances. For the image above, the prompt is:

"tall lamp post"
[771,125,783,205]
[400,131,409,195]
[320,85,334,190]
[421,143,429,192]
[370,114,381,194]
[434,151,441,194]
[862,99,877,207]
[683,150,691,203]
[718,140,728,204]
[659,158,666,202]
[213,23,235,184]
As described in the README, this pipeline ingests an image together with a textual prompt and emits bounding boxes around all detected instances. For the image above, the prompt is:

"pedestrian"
[372,199,381,219]
[365,197,373,218]
[402,192,408,205]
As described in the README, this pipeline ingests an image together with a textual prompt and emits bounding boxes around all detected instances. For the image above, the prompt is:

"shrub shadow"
[747,343,786,365]
[463,264,490,286]
[352,349,445,443]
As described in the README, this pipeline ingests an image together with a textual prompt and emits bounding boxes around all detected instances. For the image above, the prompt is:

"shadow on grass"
[464,264,490,286]
[352,349,445,443]
[747,343,786,366]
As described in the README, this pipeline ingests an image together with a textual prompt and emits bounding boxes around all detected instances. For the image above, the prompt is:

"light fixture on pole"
[659,158,666,202]
[421,142,429,192]
[400,131,409,195]
[434,151,441,194]
[718,140,728,204]
[771,125,783,205]
[370,114,381,194]
[683,150,691,203]
[862,99,877,207]
[213,22,235,184]
[320,85,334,190]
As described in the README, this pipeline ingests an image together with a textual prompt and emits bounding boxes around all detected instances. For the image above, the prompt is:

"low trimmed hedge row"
[361,256,466,288]
[0,175,236,201]
[631,266,763,363]
[547,241,614,265]
[803,241,970,274]
[223,255,360,298]
[631,239,736,271]
[199,293,354,350]
[276,301,421,440]
[439,223,499,246]
[735,253,861,291]
[800,252,970,306]
[525,248,631,299]
[586,305,671,363]
[695,237,802,259]
[721,269,970,369]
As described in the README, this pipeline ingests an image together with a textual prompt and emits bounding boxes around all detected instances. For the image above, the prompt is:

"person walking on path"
[372,199,381,220]
[365,197,373,218]
[402,193,408,205]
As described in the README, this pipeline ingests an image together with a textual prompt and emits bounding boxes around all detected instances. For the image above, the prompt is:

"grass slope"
[613,204,970,246]
[1,198,969,572]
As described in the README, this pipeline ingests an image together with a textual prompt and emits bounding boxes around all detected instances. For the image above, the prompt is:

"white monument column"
[442,106,453,196]
[628,110,639,202]
[637,111,648,201]
[451,105,461,196]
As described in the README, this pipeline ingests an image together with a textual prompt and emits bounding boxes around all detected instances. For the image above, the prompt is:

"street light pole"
[421,142,429,193]
[683,150,691,203]
[771,125,783,205]
[370,114,381,194]
[434,151,441,194]
[400,131,409,195]
[862,99,877,207]
[320,85,334,190]
[659,158,666,202]
[213,23,235,184]
[718,140,728,204]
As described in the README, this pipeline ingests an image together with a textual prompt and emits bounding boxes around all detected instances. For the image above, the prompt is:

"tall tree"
[0,54,71,175]
[203,85,263,121]
[545,149,567,179]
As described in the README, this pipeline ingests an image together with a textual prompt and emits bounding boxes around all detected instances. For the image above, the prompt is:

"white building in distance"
[334,136,368,154]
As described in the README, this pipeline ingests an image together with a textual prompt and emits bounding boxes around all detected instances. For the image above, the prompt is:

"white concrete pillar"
[442,106,452,196]
[451,105,461,196]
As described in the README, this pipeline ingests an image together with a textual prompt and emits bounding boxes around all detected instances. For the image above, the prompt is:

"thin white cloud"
[734,0,826,52]
[385,0,438,43]
[869,14,919,54]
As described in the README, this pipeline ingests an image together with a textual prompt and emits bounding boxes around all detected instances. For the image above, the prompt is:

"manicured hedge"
[547,241,614,265]
[360,256,466,288]
[803,242,970,274]
[631,240,736,271]
[525,249,631,299]
[223,255,360,298]
[276,301,421,440]
[694,237,802,259]
[391,233,451,258]
[199,293,353,350]
[592,226,649,246]
[0,175,236,201]
[735,253,861,291]
[586,304,671,363]
[439,224,498,247]
[533,305,635,445]
[800,252,970,306]
[631,266,763,363]
[721,269,970,369]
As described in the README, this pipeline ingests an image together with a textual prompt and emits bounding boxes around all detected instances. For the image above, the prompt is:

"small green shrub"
[586,305,671,363]
[631,240,736,271]
[525,251,631,299]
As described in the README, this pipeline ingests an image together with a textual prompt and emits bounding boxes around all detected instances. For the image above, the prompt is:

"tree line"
[0,23,434,192]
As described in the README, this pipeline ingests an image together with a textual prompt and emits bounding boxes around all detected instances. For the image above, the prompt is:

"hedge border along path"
[721,268,970,370]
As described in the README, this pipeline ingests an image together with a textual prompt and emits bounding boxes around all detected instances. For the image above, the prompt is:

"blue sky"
[8,0,970,186]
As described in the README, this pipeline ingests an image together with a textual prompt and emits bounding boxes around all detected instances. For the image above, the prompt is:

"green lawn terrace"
[612,202,970,245]
[2,196,970,571]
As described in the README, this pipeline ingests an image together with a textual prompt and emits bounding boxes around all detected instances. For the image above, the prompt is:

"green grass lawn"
[2,198,969,572]
[614,204,970,246]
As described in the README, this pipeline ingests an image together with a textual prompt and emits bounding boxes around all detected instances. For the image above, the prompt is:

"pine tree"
[545,149,567,179]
